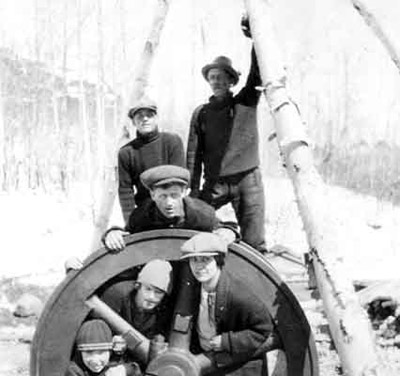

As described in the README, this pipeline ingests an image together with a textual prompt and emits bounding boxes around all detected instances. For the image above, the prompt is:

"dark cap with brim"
[140,165,190,190]
[201,56,240,86]
[128,98,157,119]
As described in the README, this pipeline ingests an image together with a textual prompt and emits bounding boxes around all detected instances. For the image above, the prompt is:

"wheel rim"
[30,229,319,376]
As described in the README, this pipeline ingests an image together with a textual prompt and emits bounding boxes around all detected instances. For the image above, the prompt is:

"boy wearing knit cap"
[180,233,273,376]
[66,319,141,376]
[64,258,173,342]
[119,259,173,340]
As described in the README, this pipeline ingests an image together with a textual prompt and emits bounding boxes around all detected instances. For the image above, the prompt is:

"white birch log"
[89,0,171,253]
[351,0,400,73]
[244,0,385,374]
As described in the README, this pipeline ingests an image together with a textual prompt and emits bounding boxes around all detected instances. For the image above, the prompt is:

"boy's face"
[132,108,158,134]
[135,283,166,311]
[150,185,185,218]
[81,349,110,373]
[189,255,219,284]
[207,68,233,97]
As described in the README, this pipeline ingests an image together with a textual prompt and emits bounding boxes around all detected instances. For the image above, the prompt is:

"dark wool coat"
[126,196,219,233]
[118,130,185,222]
[192,268,273,376]
[102,196,239,245]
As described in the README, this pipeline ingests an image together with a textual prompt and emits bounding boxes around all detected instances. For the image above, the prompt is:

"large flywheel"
[30,229,319,376]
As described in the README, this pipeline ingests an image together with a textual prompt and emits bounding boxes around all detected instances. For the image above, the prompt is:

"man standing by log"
[118,98,185,224]
[186,18,267,254]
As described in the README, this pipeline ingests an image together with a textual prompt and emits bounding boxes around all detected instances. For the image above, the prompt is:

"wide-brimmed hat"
[201,56,240,85]
[137,259,173,294]
[76,319,113,351]
[180,233,227,260]
[128,97,157,119]
[140,165,190,190]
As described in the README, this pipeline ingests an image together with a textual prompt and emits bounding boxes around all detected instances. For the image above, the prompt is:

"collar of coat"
[129,197,216,232]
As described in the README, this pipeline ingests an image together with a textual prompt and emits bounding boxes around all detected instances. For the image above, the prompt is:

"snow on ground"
[262,177,400,281]
[0,193,85,284]
[1,177,400,284]
[0,185,123,284]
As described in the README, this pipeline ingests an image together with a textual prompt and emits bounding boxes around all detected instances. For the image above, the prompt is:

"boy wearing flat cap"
[118,97,185,223]
[104,165,238,252]
[66,319,141,376]
[181,233,273,376]
[186,16,267,255]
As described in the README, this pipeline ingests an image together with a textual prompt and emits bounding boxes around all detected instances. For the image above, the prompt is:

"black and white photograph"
[1,0,400,375]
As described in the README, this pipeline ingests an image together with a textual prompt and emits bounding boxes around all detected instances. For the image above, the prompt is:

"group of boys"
[67,18,273,376]
[114,14,266,255]
[68,234,272,376]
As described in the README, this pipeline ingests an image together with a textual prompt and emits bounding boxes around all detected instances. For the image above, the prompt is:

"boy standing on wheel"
[186,16,267,254]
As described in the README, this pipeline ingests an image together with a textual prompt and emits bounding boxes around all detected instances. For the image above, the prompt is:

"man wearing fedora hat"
[103,165,238,252]
[186,17,267,255]
[118,97,185,224]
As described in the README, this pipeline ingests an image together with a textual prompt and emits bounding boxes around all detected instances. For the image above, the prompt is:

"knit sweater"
[118,130,185,222]
[186,48,261,192]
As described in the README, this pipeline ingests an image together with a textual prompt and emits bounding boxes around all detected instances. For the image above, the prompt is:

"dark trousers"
[200,167,266,253]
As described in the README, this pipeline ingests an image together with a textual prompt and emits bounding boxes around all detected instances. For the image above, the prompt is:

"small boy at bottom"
[66,319,141,376]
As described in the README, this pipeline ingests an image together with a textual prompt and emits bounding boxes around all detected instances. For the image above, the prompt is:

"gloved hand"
[241,13,251,38]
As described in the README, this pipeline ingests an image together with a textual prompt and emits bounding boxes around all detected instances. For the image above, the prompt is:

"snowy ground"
[2,177,400,284]
[1,177,400,375]
[263,178,400,282]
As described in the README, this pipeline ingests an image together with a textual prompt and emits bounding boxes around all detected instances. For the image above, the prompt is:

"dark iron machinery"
[30,229,319,376]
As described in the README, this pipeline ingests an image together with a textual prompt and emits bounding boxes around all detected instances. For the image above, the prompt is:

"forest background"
[0,0,400,280]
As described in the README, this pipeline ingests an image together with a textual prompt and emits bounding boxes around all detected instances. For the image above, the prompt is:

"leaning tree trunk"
[96,0,106,184]
[351,0,400,74]
[89,0,172,253]
[244,0,386,374]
